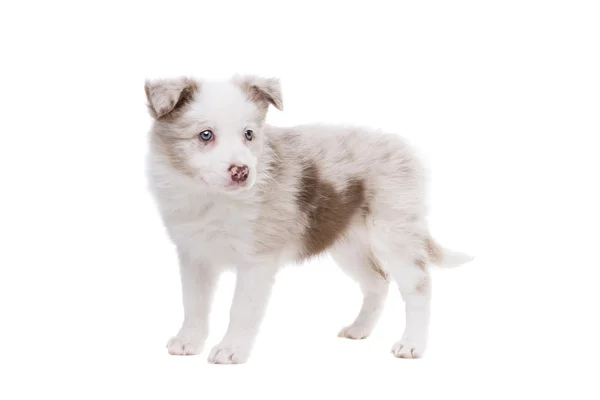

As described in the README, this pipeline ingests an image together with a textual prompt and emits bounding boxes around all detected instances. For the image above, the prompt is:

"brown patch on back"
[415,259,427,271]
[297,163,368,259]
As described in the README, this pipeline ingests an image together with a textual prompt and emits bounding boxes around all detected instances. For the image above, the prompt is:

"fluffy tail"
[426,236,474,268]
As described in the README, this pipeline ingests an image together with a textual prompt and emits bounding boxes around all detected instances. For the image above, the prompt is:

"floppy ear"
[144,77,198,119]
[234,75,283,111]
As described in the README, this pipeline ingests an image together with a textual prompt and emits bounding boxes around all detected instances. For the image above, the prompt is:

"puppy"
[144,75,472,364]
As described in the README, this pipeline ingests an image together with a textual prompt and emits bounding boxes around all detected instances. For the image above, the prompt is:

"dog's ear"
[144,77,198,120]
[234,75,283,111]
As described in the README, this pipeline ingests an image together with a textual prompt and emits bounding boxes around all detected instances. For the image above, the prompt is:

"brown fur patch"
[416,275,430,294]
[234,75,283,112]
[367,251,388,280]
[425,237,440,264]
[242,85,270,113]
[415,259,427,271]
[150,133,195,178]
[145,78,198,121]
[297,163,368,258]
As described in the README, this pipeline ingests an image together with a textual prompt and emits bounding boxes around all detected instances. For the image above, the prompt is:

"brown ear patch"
[234,75,283,112]
[144,78,199,121]
[297,163,368,259]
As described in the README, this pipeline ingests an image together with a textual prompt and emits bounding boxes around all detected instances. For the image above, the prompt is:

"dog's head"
[145,75,282,194]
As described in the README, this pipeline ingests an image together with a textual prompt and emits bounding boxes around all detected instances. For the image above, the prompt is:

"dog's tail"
[425,236,474,268]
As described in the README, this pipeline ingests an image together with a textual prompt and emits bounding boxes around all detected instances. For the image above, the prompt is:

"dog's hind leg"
[368,222,432,358]
[331,231,389,340]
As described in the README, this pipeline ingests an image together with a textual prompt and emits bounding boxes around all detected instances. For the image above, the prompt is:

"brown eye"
[244,129,254,141]
[199,130,213,141]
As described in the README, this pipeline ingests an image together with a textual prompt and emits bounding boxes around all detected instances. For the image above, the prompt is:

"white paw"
[207,343,250,364]
[391,340,425,359]
[166,336,203,356]
[338,324,372,340]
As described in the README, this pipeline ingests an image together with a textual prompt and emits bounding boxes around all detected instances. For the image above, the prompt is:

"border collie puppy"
[144,75,472,364]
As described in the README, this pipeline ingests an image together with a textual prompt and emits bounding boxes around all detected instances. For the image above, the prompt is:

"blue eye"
[244,129,254,141]
[199,130,213,141]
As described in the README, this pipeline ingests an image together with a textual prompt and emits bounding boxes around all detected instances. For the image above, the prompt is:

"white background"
[1,1,599,399]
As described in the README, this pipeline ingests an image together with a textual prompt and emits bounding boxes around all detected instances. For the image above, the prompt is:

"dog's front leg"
[166,249,218,355]
[208,263,277,364]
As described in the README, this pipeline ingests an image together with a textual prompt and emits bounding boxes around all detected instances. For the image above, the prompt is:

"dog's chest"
[165,199,257,264]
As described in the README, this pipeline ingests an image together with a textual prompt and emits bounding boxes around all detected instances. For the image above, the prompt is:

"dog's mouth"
[223,180,252,192]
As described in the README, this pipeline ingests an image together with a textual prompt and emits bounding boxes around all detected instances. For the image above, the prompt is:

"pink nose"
[229,164,249,182]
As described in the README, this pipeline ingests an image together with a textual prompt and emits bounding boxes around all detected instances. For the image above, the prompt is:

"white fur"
[145,76,472,364]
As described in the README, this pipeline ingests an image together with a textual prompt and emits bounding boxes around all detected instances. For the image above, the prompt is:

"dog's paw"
[207,343,250,364]
[338,324,372,340]
[166,336,203,356]
[391,340,425,359]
